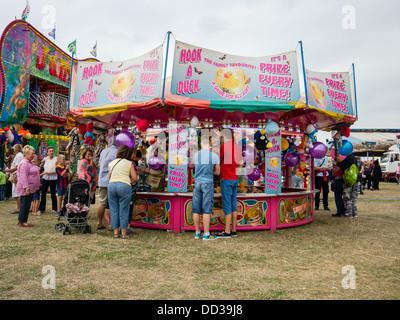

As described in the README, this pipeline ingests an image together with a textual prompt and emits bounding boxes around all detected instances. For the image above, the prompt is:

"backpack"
[343,164,359,186]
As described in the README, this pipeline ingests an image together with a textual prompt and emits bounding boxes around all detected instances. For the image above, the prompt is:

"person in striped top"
[56,155,71,215]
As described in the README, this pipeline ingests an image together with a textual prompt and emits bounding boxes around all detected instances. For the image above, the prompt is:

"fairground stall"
[0,19,108,173]
[68,35,358,232]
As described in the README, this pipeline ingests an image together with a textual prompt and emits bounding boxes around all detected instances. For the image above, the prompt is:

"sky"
[1,0,400,131]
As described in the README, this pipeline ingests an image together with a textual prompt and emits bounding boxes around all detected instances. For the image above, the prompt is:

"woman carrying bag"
[108,145,138,239]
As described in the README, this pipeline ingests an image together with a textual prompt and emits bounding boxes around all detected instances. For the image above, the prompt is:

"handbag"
[9,171,18,184]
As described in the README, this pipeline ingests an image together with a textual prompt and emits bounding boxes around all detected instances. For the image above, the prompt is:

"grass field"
[0,182,399,300]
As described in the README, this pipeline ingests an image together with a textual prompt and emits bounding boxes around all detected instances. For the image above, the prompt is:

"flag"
[48,23,56,40]
[21,0,30,21]
[68,40,76,55]
[90,42,97,57]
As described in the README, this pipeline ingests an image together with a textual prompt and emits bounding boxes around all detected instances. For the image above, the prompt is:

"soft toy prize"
[83,123,95,146]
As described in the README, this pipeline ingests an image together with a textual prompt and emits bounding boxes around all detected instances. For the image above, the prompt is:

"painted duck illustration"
[223,71,240,90]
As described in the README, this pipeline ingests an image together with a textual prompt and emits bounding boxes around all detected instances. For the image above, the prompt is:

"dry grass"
[0,182,399,300]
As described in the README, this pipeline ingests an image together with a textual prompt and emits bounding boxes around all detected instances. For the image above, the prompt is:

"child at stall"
[56,155,71,216]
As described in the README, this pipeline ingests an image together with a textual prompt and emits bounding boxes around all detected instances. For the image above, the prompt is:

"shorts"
[33,189,41,200]
[192,182,214,214]
[99,187,108,206]
[221,179,238,215]
[57,188,66,196]
[396,174,400,179]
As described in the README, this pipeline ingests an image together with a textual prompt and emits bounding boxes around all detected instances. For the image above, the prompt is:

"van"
[381,145,400,181]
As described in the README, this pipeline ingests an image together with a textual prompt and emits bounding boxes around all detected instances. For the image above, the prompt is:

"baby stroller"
[55,179,92,235]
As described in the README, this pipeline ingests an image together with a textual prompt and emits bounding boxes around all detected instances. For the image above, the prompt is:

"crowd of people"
[4,129,245,241]
[314,152,384,218]
[5,144,99,228]
[4,132,390,236]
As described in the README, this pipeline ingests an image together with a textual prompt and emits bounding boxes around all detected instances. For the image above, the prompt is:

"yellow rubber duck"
[237,181,247,193]
[223,71,240,90]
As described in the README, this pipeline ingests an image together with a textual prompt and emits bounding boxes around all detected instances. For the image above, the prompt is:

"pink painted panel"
[180,195,271,231]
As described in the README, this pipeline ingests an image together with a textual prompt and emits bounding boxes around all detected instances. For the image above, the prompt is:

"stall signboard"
[171,41,301,103]
[306,69,354,115]
[167,122,188,192]
[264,131,282,194]
[0,21,75,123]
[70,45,163,109]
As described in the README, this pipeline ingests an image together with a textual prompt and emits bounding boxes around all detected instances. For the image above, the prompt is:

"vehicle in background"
[381,145,400,182]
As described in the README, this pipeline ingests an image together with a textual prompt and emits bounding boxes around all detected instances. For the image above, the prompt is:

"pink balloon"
[331,148,345,161]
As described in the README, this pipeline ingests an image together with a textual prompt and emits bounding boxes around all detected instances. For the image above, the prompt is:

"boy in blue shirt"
[192,134,220,240]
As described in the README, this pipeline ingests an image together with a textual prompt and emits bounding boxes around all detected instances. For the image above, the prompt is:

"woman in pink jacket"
[16,145,41,227]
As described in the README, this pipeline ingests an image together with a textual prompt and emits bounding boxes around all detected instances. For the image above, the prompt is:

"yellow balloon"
[281,138,289,151]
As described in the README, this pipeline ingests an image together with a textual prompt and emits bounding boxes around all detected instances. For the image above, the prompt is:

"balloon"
[136,119,148,132]
[248,168,261,181]
[310,142,328,159]
[339,140,353,156]
[116,131,135,148]
[341,127,351,138]
[242,146,255,165]
[148,155,164,170]
[264,120,280,135]
[284,152,299,167]
[331,148,346,161]
[190,116,199,128]
[281,138,289,151]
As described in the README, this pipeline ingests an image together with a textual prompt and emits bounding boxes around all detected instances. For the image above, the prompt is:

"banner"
[171,41,301,103]
[70,45,163,109]
[167,122,188,193]
[306,69,354,115]
[264,131,282,194]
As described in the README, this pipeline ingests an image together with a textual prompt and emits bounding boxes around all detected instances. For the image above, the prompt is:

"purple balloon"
[116,131,135,148]
[284,152,299,167]
[310,142,328,159]
[242,146,255,165]
[248,168,261,181]
[148,155,164,170]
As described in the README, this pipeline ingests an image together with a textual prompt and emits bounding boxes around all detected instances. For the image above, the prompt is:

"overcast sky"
[1,0,399,130]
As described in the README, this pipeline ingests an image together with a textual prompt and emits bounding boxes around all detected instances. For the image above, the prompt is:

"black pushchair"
[55,179,92,235]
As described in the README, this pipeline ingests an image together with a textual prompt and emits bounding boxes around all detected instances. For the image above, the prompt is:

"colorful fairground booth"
[68,33,358,233]
[0,20,103,173]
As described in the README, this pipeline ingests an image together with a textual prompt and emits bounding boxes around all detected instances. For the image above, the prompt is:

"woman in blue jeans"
[108,145,138,239]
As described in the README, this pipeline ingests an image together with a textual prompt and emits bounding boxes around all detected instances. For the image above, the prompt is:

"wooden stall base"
[130,190,318,233]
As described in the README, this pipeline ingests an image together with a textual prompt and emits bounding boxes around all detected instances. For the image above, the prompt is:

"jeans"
[39,179,57,212]
[0,184,5,201]
[315,176,329,209]
[18,194,34,223]
[192,182,214,214]
[334,178,345,216]
[108,182,132,230]
[221,179,239,215]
